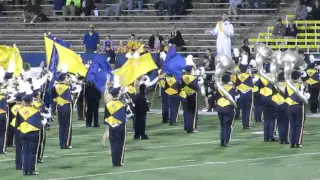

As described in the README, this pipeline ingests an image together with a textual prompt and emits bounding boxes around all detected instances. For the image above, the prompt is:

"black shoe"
[264,139,269,142]
[93,125,100,127]
[60,146,65,149]
[284,141,290,144]
[65,146,72,149]
[37,160,44,163]
[23,172,28,176]
[222,143,231,147]
[16,167,22,170]
[29,172,39,175]
[78,118,84,121]
[133,136,140,140]
[269,138,278,142]
[243,126,251,129]
[296,144,303,148]
[86,125,92,128]
[141,135,149,140]
[113,164,123,167]
[290,145,296,148]
[162,121,168,123]
[0,151,7,154]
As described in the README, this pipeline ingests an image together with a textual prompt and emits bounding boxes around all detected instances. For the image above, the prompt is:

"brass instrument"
[255,43,274,84]
[270,50,285,94]
[214,54,237,107]
[282,50,308,104]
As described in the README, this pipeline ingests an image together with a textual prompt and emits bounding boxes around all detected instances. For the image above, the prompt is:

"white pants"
[216,38,232,58]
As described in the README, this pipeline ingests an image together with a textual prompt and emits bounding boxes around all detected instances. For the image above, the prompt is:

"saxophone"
[282,50,308,104]
[214,54,237,107]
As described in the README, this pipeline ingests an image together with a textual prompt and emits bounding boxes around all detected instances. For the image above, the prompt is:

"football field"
[1,112,320,180]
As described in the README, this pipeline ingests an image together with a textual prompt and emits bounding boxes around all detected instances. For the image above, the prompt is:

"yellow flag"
[114,47,158,86]
[54,43,87,77]
[0,45,23,77]
[44,36,54,65]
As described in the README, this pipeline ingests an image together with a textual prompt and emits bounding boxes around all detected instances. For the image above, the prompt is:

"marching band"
[0,42,316,174]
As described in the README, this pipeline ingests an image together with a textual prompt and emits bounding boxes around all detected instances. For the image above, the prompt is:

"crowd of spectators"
[272,18,298,38]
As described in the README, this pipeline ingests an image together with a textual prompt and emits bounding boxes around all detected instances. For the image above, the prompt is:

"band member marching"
[255,44,278,142]
[52,64,82,149]
[233,53,254,129]
[215,54,239,147]
[305,55,320,113]
[16,87,48,176]
[164,72,181,126]
[104,75,132,166]
[181,56,199,133]
[282,50,310,148]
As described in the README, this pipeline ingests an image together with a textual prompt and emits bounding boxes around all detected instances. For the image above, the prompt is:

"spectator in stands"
[0,2,6,15]
[101,35,114,51]
[285,20,298,38]
[127,34,140,51]
[148,31,164,51]
[83,24,100,53]
[81,0,96,16]
[138,37,144,47]
[105,0,126,17]
[294,2,309,20]
[272,18,286,38]
[168,0,184,20]
[310,0,320,20]
[116,40,128,54]
[104,43,116,65]
[300,0,312,7]
[240,38,251,59]
[169,25,185,50]
[155,0,166,20]
[54,0,66,15]
[128,0,143,12]
[22,0,41,26]
[62,0,81,20]
[228,0,243,19]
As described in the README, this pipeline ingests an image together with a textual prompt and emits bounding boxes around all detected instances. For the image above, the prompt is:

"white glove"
[315,65,320,70]
[235,94,240,100]
[160,51,167,60]
[198,78,204,85]
[200,86,205,96]
[121,87,128,94]
[304,92,310,100]
[41,118,48,125]
[253,77,259,84]
[300,71,307,78]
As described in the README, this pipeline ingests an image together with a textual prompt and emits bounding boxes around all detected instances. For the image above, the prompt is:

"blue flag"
[48,35,71,48]
[161,46,186,81]
[86,54,112,93]
[47,46,59,91]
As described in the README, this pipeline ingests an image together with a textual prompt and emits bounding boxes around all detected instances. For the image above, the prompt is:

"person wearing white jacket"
[205,12,234,58]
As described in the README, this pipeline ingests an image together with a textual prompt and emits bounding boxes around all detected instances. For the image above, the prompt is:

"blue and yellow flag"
[0,45,23,77]
[44,35,87,77]
[114,46,158,86]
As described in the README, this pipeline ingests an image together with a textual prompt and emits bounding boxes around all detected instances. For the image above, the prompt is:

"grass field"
[1,112,320,180]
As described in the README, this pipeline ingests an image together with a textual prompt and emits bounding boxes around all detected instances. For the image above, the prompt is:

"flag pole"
[150,83,158,108]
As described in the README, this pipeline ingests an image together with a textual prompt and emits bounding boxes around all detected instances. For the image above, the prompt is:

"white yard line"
[46,152,320,180]
[46,125,216,140]
[0,137,261,163]
[249,162,265,166]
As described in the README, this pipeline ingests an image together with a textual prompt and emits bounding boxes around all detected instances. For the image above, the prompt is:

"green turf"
[1,113,320,180]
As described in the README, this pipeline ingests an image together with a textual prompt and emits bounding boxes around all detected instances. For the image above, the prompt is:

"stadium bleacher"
[249,14,320,53]
[0,0,287,54]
